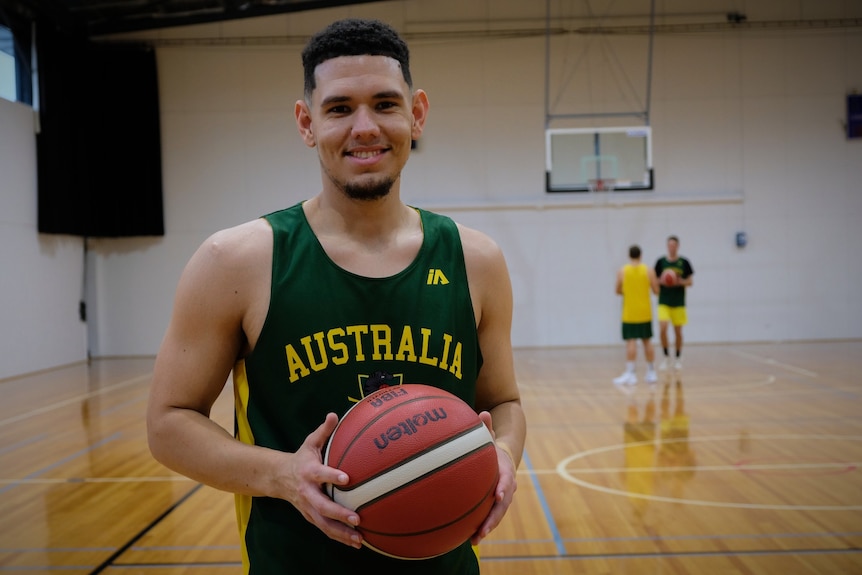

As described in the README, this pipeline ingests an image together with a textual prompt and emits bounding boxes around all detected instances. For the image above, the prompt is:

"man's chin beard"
[343,177,395,201]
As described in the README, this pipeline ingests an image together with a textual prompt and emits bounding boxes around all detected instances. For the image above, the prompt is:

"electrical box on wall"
[736,232,747,248]
[848,93,862,139]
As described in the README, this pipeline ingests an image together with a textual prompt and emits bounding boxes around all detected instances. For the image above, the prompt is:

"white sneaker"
[613,371,637,386]
[658,357,669,371]
[674,358,683,371]
[645,369,658,383]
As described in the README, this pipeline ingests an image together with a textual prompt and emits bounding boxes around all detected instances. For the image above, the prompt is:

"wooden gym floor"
[1,341,861,574]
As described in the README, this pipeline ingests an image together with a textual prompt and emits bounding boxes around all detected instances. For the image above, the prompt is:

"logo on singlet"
[348,370,404,403]
[426,268,449,285]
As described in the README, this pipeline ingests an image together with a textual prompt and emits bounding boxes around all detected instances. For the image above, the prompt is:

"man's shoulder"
[201,218,273,266]
[434,218,506,284]
[453,221,501,257]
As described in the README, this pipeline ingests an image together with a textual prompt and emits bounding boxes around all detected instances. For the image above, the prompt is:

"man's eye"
[328,105,350,114]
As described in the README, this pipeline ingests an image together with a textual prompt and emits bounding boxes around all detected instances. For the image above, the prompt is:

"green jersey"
[233,202,483,574]
[654,256,694,307]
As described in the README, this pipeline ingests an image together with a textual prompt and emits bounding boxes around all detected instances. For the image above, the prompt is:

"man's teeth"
[352,151,380,159]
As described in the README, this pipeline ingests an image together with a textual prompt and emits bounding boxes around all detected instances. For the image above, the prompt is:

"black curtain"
[36,25,164,237]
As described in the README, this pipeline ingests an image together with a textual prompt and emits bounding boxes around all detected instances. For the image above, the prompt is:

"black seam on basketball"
[332,422,490,493]
[358,458,499,537]
[329,394,476,470]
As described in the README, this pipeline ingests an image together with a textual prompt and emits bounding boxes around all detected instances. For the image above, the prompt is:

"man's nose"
[352,106,380,138]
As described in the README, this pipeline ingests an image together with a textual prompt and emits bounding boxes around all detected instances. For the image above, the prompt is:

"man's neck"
[302,190,423,274]
[308,188,415,240]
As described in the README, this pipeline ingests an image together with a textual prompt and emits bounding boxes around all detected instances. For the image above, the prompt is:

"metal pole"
[544,0,551,129]
[644,0,655,126]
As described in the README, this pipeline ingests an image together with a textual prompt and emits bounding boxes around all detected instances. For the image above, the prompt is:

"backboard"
[546,126,653,192]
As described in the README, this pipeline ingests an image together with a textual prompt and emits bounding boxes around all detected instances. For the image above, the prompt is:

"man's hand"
[279,413,363,549]
[471,411,518,545]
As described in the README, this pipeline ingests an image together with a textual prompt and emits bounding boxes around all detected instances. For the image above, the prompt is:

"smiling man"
[147,18,526,575]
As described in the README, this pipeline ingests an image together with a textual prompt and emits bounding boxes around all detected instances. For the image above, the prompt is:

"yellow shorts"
[657,305,687,326]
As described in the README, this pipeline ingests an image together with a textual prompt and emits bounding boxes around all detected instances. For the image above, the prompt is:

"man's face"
[296,55,426,201]
[667,238,679,258]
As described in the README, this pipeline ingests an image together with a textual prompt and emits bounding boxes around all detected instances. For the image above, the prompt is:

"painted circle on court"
[556,434,862,511]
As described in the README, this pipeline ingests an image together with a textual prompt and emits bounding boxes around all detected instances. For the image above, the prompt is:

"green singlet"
[655,256,694,307]
[232,202,483,574]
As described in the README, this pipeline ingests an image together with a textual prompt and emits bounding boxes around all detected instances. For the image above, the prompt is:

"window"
[0,18,34,106]
[0,24,15,102]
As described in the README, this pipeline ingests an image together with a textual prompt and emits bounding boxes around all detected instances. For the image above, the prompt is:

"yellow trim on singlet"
[233,359,254,575]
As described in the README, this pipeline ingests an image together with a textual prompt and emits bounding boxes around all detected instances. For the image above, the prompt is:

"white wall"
[3,1,862,379]
[91,10,862,355]
[0,99,87,380]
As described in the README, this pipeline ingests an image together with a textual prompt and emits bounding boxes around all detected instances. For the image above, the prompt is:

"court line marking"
[0,476,195,485]
[480,547,862,562]
[0,547,115,552]
[129,545,240,551]
[0,433,121,495]
[89,483,204,574]
[521,374,777,399]
[522,459,862,475]
[6,531,859,556]
[480,529,862,545]
[0,434,47,456]
[523,450,566,556]
[538,461,860,475]
[729,350,820,377]
[556,434,862,511]
[0,374,152,428]
[108,561,242,568]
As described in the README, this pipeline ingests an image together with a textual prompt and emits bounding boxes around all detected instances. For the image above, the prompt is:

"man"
[613,245,659,387]
[147,18,526,575]
[654,235,694,370]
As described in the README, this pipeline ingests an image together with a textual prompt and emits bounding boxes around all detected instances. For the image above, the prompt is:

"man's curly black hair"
[301,18,412,99]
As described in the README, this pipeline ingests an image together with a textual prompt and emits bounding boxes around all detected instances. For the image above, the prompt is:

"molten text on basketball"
[372,409,450,450]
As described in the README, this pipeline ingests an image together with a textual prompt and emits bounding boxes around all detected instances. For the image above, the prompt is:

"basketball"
[324,384,499,560]
[661,268,679,286]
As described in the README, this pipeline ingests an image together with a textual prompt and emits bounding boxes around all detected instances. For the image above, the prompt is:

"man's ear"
[295,100,316,148]
[410,89,430,141]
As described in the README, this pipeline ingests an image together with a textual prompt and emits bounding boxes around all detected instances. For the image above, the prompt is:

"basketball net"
[588,178,616,207]
[587,178,616,193]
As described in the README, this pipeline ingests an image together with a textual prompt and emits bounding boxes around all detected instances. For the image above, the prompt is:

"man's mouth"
[348,149,385,159]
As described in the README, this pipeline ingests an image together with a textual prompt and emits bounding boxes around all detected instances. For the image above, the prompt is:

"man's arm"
[146,219,362,548]
[148,220,277,491]
[648,267,660,295]
[681,259,694,287]
[458,225,526,543]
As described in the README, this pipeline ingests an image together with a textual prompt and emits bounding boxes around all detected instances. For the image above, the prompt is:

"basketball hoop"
[587,178,616,193]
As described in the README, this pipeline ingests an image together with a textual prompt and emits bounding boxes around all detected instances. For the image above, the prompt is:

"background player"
[654,235,694,370]
[613,244,660,387]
